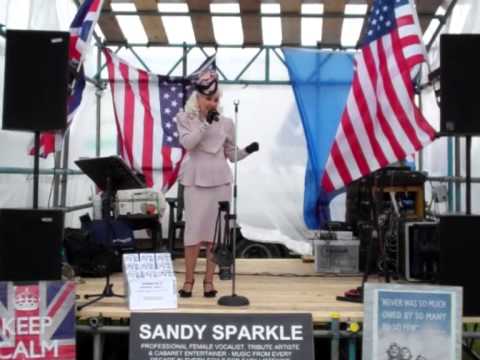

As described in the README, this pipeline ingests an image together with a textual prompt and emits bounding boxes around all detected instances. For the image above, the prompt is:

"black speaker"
[438,215,480,316]
[0,209,64,281]
[2,30,69,132]
[403,222,439,281]
[440,34,480,135]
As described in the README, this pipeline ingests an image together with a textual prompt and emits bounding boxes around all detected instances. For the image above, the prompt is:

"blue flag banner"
[283,48,354,229]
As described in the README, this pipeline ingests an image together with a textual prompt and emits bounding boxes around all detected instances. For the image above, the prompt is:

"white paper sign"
[123,252,177,310]
[363,283,463,360]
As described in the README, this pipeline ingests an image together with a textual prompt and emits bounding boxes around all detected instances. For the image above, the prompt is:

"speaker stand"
[33,131,40,208]
[466,135,471,215]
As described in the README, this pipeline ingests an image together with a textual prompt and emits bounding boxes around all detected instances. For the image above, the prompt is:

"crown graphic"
[14,289,39,311]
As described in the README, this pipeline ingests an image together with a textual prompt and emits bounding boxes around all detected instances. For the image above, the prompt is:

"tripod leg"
[375,220,392,284]
[204,243,216,283]
[78,295,104,311]
[361,226,375,286]
[79,273,124,311]
[77,290,123,311]
[102,283,124,298]
[84,293,103,299]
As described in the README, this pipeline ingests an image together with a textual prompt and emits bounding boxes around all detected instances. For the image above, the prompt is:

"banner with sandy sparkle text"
[129,313,314,360]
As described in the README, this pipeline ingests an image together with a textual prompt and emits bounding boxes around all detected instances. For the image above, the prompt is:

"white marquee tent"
[0,0,479,255]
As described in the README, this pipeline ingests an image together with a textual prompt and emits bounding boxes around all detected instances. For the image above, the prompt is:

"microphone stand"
[218,99,249,306]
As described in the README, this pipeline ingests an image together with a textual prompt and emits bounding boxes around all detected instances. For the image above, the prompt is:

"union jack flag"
[69,0,103,66]
[0,281,76,359]
[321,0,436,192]
[30,0,103,158]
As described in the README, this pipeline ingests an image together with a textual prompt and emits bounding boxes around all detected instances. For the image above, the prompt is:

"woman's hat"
[193,69,218,96]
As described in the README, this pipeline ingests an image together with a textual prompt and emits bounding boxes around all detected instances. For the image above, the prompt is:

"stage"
[76,258,367,325]
[75,257,480,325]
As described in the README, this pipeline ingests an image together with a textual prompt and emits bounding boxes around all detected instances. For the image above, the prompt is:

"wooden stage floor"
[76,258,366,325]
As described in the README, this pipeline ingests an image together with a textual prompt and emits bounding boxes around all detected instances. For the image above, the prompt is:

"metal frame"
[0,0,474,213]
[100,7,444,51]
[102,9,443,20]
[96,43,342,86]
[427,0,458,51]
[76,318,480,360]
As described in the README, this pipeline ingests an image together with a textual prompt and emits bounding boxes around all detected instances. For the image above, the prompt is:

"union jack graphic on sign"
[0,281,76,359]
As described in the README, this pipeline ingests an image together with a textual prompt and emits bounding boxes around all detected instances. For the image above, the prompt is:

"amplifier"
[372,168,427,187]
[403,221,439,281]
[347,168,427,226]
[314,240,359,273]
[372,186,425,219]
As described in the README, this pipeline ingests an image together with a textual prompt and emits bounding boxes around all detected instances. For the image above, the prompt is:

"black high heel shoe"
[203,281,218,298]
[178,281,194,298]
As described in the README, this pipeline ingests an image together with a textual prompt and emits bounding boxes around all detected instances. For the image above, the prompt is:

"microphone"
[207,109,220,123]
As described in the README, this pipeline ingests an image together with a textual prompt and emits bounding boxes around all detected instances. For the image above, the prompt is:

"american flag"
[30,0,103,158]
[104,49,192,192]
[321,0,436,192]
[0,281,76,359]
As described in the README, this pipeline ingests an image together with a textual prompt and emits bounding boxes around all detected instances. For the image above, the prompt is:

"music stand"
[75,156,145,310]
